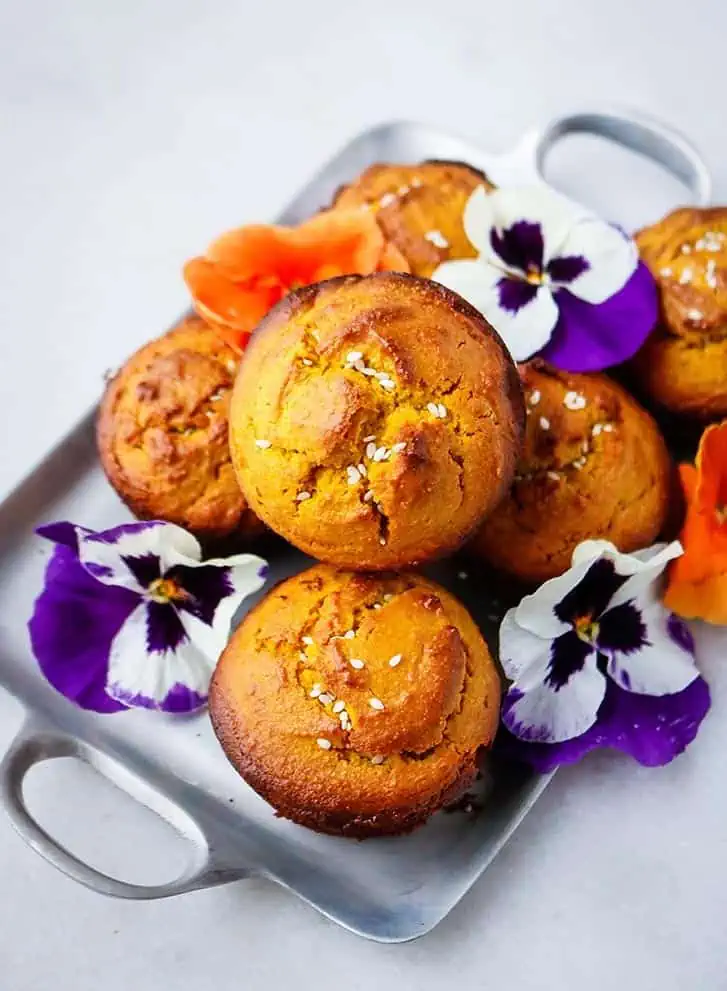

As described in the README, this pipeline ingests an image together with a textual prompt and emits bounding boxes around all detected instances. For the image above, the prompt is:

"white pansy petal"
[432,257,504,311]
[604,595,699,697]
[514,553,605,639]
[462,185,498,255]
[504,651,605,743]
[174,554,268,649]
[498,610,552,682]
[571,539,620,568]
[608,541,683,609]
[556,219,638,303]
[481,186,590,268]
[106,602,212,711]
[78,521,201,591]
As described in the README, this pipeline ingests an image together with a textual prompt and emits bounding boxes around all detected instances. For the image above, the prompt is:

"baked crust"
[632,207,727,419]
[470,361,672,583]
[333,160,493,277]
[97,316,261,542]
[209,565,501,838]
[228,272,524,569]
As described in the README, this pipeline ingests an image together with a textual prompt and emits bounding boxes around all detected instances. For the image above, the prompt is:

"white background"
[1,1,726,988]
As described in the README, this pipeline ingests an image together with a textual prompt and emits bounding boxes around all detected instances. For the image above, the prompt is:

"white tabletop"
[2,1,726,987]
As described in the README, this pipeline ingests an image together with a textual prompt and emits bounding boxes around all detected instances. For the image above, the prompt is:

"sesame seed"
[427,402,439,416]
[383,593,393,602]
[563,391,587,410]
[539,416,551,430]
[346,465,361,485]
[302,358,313,366]
[310,685,322,698]
[226,359,237,374]
[424,229,449,249]
[299,651,307,660]
[344,630,355,639]
[682,244,692,254]
[679,267,693,285]
[379,537,386,545]
[379,377,396,390]
[371,755,385,765]
[660,267,672,277]
[347,350,363,363]
[528,390,541,406]
[581,441,589,454]
[333,700,345,713]
[369,697,385,710]
[349,658,365,669]
[696,239,706,251]
[398,185,410,196]
[358,462,367,476]
[379,192,396,207]
[366,441,377,459]
[373,603,381,609]
[437,403,447,418]
[547,471,561,481]
[318,693,334,705]
[388,654,402,667]
[296,491,312,502]
[255,439,272,449]
[302,636,313,645]
[411,177,422,187]
[363,435,376,443]
[592,423,603,437]
[363,367,377,376]
[353,359,366,373]
[373,446,389,461]
[458,570,468,579]
[392,441,407,452]
[363,489,375,502]
[602,423,614,433]
[687,308,703,320]
[316,738,332,750]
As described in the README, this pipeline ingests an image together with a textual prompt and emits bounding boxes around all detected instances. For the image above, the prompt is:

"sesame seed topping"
[528,390,541,406]
[687,308,704,320]
[592,423,604,436]
[379,377,396,391]
[371,755,385,765]
[310,685,322,698]
[427,402,439,416]
[366,441,377,459]
[226,359,237,374]
[581,441,589,454]
[363,435,376,443]
[388,654,402,667]
[346,465,362,485]
[392,441,407,452]
[563,391,587,410]
[383,593,393,602]
[333,700,346,713]
[316,738,332,750]
[682,244,692,254]
[539,416,551,430]
[255,439,272,449]
[437,403,447,418]
[373,446,389,461]
[299,651,307,660]
[379,192,396,207]
[363,366,377,376]
[547,471,561,481]
[296,491,312,502]
[660,267,672,277]
[349,658,365,669]
[318,693,334,705]
[363,489,375,502]
[344,630,356,639]
[372,603,381,609]
[369,697,385,710]
[346,350,363,363]
[302,636,313,645]
[458,570,468,579]
[572,457,586,470]
[398,185,410,196]
[358,462,367,476]
[411,177,422,187]
[379,537,386,545]
[696,239,706,251]
[602,423,614,433]
[424,229,449,249]
[302,358,313,366]
[679,267,693,285]
[706,259,718,289]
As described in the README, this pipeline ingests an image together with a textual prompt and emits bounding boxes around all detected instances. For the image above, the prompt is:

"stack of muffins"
[98,159,726,837]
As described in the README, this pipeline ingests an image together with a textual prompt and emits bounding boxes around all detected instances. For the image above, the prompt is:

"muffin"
[98,315,260,542]
[471,361,672,584]
[333,160,493,277]
[632,207,727,419]
[210,564,501,837]
[229,272,524,570]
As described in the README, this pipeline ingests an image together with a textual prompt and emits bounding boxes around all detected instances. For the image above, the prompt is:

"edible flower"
[498,539,710,772]
[184,209,409,351]
[665,420,727,624]
[28,521,267,714]
[432,185,657,370]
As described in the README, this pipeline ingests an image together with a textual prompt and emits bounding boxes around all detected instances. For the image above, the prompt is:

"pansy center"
[147,577,187,604]
[573,613,600,645]
[524,263,545,286]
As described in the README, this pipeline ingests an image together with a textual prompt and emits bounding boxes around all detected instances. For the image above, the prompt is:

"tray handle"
[503,107,712,205]
[0,714,251,900]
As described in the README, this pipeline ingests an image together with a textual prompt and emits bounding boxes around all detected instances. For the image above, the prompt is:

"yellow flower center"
[525,264,543,285]
[148,578,186,604]
[574,614,600,645]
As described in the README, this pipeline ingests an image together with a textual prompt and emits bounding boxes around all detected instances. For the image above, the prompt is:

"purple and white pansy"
[432,185,658,371]
[29,520,268,714]
[498,540,710,771]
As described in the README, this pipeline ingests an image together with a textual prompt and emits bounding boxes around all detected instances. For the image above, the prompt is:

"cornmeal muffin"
[333,161,493,277]
[210,565,501,837]
[632,207,727,419]
[229,272,524,570]
[98,316,260,542]
[471,361,672,583]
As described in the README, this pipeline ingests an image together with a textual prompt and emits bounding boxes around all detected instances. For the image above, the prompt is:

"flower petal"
[106,603,211,712]
[498,676,710,772]
[511,548,608,640]
[606,541,683,610]
[546,254,589,285]
[538,261,658,372]
[556,220,637,303]
[173,553,267,633]
[77,522,202,592]
[498,609,551,682]
[502,649,605,744]
[497,277,539,314]
[491,221,544,275]
[28,542,135,713]
[554,557,626,625]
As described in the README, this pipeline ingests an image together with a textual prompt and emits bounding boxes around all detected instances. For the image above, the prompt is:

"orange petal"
[696,420,727,512]
[183,257,281,346]
[207,226,302,284]
[291,208,387,279]
[664,570,727,625]
[378,240,410,272]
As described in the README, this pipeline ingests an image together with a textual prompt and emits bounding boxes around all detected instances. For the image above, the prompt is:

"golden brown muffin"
[229,272,524,570]
[333,160,493,277]
[210,564,501,838]
[470,361,672,584]
[98,316,260,542]
[633,207,727,419]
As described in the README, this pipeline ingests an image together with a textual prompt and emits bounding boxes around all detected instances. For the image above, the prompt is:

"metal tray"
[0,108,712,943]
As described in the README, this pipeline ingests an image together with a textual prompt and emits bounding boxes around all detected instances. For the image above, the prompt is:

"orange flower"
[183,209,409,351]
[664,420,727,624]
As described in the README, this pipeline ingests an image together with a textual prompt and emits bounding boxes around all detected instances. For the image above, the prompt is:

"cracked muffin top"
[470,361,672,584]
[97,316,261,543]
[632,207,727,419]
[332,160,493,277]
[228,272,524,569]
[209,564,501,837]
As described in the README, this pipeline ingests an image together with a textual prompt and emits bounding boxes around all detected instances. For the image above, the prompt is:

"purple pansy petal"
[167,563,234,627]
[28,542,135,713]
[497,276,539,314]
[597,601,647,655]
[546,254,589,285]
[539,261,658,372]
[491,220,544,275]
[146,601,187,653]
[554,557,626,626]
[123,552,162,589]
[555,216,637,304]
[78,521,202,591]
[498,676,711,772]
[512,549,608,640]
[545,630,593,689]
[36,522,89,550]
